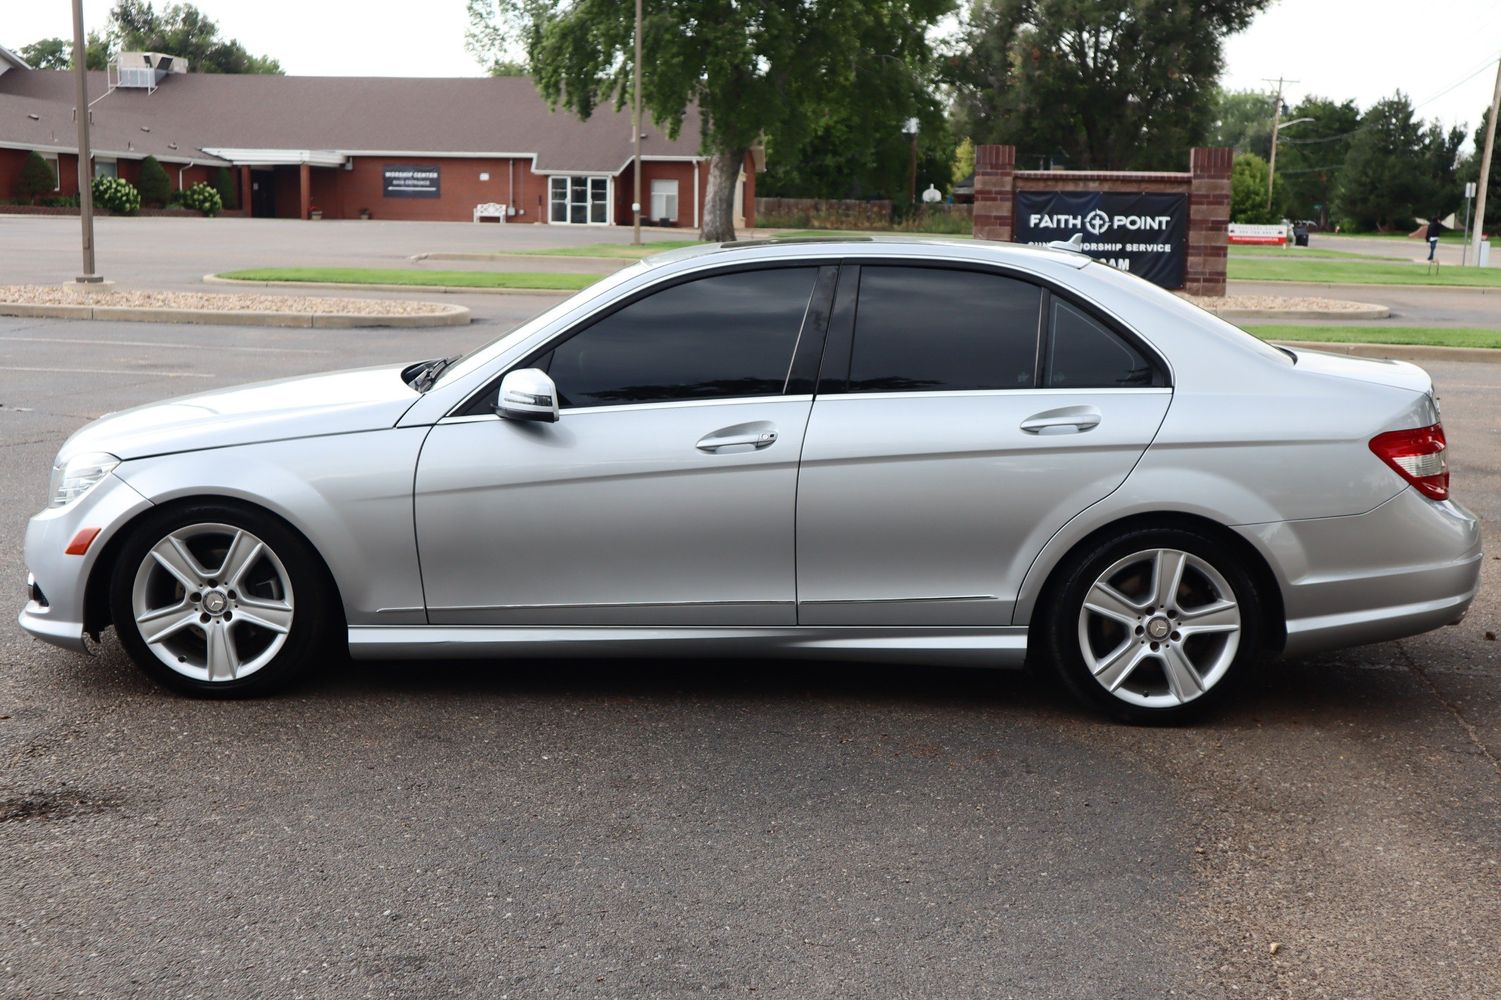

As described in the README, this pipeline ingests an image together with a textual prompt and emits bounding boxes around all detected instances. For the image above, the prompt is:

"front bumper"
[18,472,153,654]
[1238,488,1483,658]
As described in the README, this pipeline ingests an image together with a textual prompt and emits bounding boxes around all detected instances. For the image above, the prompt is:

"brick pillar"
[971,145,1015,242]
[299,162,312,220]
[239,166,251,216]
[1186,147,1232,296]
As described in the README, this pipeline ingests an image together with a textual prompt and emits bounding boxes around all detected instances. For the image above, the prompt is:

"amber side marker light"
[65,528,102,555]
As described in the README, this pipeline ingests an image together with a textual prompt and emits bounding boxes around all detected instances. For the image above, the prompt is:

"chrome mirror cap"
[497,368,560,423]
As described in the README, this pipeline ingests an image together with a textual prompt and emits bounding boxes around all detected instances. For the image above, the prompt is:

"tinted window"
[1045,299,1156,388]
[544,268,818,408]
[848,267,1041,393]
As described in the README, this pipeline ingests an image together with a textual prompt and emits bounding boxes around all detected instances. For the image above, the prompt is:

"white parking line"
[5,365,216,378]
[0,336,329,354]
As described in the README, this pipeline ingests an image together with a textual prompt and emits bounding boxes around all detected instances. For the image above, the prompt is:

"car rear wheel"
[108,503,334,697]
[1044,528,1263,723]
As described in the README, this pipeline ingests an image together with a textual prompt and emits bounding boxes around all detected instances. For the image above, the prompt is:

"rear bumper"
[18,473,153,655]
[1237,489,1482,658]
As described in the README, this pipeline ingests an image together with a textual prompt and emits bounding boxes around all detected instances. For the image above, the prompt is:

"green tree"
[1208,88,1275,158]
[109,1,283,74]
[137,154,172,207]
[1459,108,1501,232]
[18,33,110,70]
[212,166,239,210]
[951,0,1272,171]
[1335,93,1458,231]
[1272,96,1360,225]
[18,150,58,204]
[757,55,955,206]
[1229,153,1283,224]
[468,0,954,241]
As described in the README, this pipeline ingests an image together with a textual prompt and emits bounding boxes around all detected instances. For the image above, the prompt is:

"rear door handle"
[696,422,779,453]
[1020,406,1102,435]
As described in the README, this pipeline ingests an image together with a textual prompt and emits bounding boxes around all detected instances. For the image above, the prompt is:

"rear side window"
[848,266,1041,393]
[1045,299,1158,388]
[543,267,818,408]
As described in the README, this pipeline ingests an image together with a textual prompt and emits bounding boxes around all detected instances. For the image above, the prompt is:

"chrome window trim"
[808,387,1172,403]
[437,393,812,424]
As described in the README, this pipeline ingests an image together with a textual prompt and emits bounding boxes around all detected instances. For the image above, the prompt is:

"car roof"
[637,236,1094,271]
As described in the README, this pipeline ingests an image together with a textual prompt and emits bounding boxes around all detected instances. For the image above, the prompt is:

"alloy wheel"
[1076,547,1241,709]
[129,523,295,683]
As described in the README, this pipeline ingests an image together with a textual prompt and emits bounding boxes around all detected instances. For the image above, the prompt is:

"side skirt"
[347,625,1029,666]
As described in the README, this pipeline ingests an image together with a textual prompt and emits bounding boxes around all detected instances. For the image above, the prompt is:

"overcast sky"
[6,0,1500,147]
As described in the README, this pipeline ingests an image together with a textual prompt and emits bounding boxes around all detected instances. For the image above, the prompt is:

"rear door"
[795,263,1172,626]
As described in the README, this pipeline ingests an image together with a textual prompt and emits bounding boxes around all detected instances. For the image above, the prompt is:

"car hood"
[60,364,420,462]
[1282,347,1434,395]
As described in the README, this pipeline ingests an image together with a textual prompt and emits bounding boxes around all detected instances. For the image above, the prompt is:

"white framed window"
[93,158,118,179]
[549,175,610,225]
[650,178,679,222]
[41,152,61,190]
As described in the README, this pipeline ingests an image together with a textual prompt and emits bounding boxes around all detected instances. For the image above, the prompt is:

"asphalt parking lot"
[2,311,1499,999]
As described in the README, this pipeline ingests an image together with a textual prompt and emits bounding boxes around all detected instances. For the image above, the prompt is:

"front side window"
[540,267,819,408]
[1044,299,1158,388]
[847,266,1042,393]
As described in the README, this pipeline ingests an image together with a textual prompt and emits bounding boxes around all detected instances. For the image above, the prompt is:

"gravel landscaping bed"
[1179,292,1384,314]
[0,285,453,316]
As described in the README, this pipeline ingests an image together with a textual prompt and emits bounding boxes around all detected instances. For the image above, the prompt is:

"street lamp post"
[630,0,642,246]
[902,117,919,207]
[71,0,101,283]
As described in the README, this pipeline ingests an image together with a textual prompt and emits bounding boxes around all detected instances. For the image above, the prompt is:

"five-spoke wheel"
[1046,528,1262,722]
[110,503,332,696]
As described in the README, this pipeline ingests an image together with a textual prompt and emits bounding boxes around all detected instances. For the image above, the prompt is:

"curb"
[0,300,471,328]
[412,251,636,269]
[1210,305,1390,320]
[1274,340,1501,366]
[205,274,582,297]
[1229,279,1501,295]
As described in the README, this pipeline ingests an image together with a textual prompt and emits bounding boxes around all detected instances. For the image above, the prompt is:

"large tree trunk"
[700,147,746,242]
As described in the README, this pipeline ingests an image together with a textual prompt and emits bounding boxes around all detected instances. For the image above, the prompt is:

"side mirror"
[496,368,560,423]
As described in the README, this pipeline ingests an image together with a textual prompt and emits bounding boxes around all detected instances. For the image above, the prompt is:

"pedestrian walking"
[1426,216,1442,261]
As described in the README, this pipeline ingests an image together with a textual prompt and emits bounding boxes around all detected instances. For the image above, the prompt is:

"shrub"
[212,166,239,210]
[19,150,57,203]
[137,155,173,207]
[91,175,141,215]
[180,181,222,217]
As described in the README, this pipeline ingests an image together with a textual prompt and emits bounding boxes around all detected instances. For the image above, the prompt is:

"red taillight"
[1370,423,1449,500]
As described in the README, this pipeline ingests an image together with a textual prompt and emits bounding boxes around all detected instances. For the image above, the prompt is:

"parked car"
[19,239,1481,721]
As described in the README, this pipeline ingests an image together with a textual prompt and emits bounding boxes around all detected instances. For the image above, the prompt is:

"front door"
[250,169,275,218]
[413,265,833,625]
[796,264,1172,626]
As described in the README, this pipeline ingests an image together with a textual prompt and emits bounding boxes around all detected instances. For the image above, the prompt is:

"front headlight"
[48,452,120,508]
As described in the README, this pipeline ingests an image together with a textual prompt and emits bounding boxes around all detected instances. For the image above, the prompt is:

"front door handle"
[696,422,779,453]
[1020,405,1102,435]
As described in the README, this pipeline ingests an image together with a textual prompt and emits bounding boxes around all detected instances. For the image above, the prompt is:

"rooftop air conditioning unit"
[113,52,188,93]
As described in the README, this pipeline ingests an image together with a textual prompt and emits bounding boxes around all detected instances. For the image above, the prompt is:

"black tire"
[1041,526,1264,724]
[108,501,336,697]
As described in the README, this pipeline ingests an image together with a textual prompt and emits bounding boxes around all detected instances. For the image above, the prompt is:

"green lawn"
[1243,324,1501,349]
[1229,244,1394,260]
[1227,257,1501,287]
[217,268,601,290]
[519,239,704,259]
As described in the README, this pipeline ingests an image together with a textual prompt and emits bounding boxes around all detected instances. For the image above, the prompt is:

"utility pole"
[1470,57,1501,267]
[630,0,643,246]
[71,0,101,283]
[1263,76,1299,212]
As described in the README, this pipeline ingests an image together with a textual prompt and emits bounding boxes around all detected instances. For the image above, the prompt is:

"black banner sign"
[1013,191,1188,288]
[383,164,440,198]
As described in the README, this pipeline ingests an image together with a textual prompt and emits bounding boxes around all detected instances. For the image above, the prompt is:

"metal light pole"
[1470,58,1501,267]
[71,0,101,282]
[630,0,642,246]
[903,117,919,207]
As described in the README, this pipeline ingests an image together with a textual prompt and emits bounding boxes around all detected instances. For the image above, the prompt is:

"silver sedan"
[18,239,1482,721]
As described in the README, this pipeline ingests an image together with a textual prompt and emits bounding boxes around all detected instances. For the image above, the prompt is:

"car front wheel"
[1045,528,1264,723]
[108,503,333,697]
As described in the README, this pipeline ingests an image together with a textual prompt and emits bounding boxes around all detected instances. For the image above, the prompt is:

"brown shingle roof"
[0,69,704,172]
